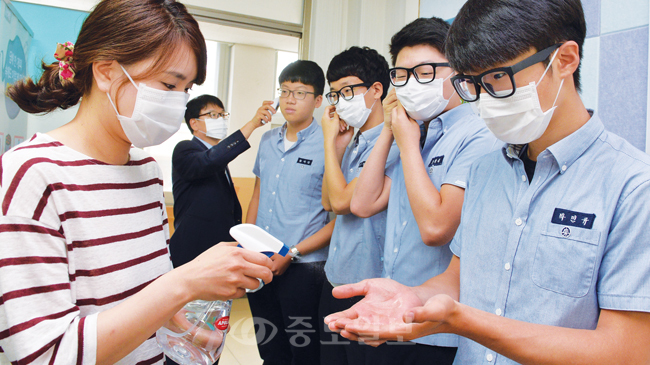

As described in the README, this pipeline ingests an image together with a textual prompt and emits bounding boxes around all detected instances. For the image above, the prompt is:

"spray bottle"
[156,224,289,364]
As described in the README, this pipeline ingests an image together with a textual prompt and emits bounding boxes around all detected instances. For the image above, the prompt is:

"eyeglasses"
[325,83,371,105]
[450,43,563,102]
[389,63,451,87]
[278,88,316,100]
[198,111,229,119]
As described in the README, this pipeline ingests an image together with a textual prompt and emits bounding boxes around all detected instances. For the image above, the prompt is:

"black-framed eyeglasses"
[389,62,451,87]
[325,82,371,105]
[278,88,316,100]
[450,43,563,102]
[198,111,230,119]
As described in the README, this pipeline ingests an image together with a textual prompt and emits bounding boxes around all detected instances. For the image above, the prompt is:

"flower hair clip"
[54,42,75,83]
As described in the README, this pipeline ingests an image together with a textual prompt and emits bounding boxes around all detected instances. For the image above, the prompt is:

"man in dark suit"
[169,94,274,268]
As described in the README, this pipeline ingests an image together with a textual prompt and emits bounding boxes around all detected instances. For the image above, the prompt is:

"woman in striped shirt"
[0,1,273,364]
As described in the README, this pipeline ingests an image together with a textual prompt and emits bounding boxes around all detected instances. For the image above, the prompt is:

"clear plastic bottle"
[156,299,231,365]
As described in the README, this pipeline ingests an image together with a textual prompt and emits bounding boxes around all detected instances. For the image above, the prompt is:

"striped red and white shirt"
[0,133,171,365]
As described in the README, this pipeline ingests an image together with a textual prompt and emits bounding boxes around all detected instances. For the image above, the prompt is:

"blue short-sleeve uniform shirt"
[325,123,400,285]
[383,103,499,347]
[253,119,329,262]
[450,113,650,364]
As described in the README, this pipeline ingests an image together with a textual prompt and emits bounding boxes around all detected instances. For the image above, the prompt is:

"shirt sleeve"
[0,215,97,365]
[449,158,480,258]
[443,126,497,189]
[597,178,650,312]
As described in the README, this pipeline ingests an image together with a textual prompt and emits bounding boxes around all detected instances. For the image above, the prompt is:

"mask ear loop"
[442,71,457,100]
[106,64,139,117]
[119,64,139,88]
[537,49,560,85]
[537,49,564,110]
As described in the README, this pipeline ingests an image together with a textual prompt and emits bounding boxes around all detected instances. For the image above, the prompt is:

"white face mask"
[396,71,454,121]
[477,50,563,144]
[335,88,376,129]
[199,117,229,140]
[107,65,189,148]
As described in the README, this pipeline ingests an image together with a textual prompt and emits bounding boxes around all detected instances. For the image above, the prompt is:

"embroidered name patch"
[551,208,596,229]
[297,158,313,166]
[428,155,444,167]
[358,161,366,168]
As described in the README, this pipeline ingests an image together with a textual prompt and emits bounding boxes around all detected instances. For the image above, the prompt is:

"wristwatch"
[288,245,302,261]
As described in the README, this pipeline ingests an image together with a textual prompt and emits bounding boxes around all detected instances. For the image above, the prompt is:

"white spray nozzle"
[230,224,289,257]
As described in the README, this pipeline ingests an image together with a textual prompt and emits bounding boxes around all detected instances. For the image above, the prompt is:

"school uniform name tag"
[551,208,596,229]
[297,158,313,166]
[428,155,444,167]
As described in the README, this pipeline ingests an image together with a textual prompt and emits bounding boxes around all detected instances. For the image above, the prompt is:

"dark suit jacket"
[169,132,250,268]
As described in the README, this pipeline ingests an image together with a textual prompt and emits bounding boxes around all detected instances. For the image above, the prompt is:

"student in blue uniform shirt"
[318,46,399,365]
[169,95,271,269]
[326,1,650,364]
[348,17,497,365]
[246,60,334,365]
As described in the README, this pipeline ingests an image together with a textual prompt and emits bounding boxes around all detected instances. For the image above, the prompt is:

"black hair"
[278,60,325,96]
[326,46,390,101]
[389,17,450,66]
[184,94,224,133]
[446,0,586,91]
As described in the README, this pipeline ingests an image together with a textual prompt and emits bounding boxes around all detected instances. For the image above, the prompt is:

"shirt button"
[350,168,354,172]
[521,175,526,181]
[276,174,280,178]
[402,221,407,226]
[269,209,273,213]
[515,218,523,226]
[495,308,502,316]
[486,354,494,362]
[333,247,337,251]
[394,248,398,253]
[504,262,511,271]
[265,226,269,230]
[281,158,285,162]
[561,165,567,171]
[272,191,276,195]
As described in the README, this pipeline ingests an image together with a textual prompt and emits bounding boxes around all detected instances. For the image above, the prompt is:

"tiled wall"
[421,0,650,152]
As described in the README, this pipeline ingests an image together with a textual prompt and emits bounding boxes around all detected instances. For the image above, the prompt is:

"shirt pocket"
[288,163,322,212]
[531,223,601,298]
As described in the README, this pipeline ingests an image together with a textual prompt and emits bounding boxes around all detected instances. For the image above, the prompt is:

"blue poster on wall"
[0,0,31,153]
[2,35,26,119]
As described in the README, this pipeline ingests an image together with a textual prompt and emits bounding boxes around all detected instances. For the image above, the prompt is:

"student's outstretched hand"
[382,89,398,131]
[322,105,354,156]
[176,242,274,302]
[324,278,435,346]
[391,102,421,150]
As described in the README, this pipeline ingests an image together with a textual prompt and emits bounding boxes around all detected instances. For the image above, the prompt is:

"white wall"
[227,44,279,178]
[25,105,77,138]
[419,0,467,20]
[308,0,419,71]
[305,0,419,121]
